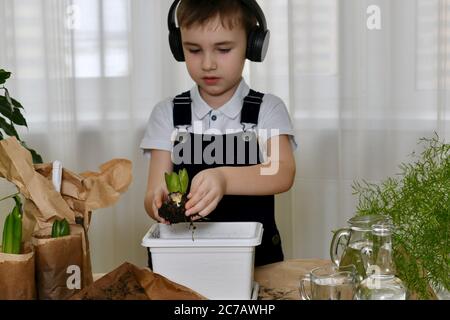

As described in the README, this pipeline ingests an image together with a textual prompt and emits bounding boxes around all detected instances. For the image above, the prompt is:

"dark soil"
[158,194,191,224]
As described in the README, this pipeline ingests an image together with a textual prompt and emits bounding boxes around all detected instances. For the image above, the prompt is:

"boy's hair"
[177,0,257,34]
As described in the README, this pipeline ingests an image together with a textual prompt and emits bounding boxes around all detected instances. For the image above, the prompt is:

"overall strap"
[240,89,264,126]
[173,91,192,127]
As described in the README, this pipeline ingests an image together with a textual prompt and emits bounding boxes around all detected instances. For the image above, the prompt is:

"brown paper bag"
[0,137,132,237]
[71,262,206,300]
[31,158,132,232]
[0,137,76,230]
[32,225,92,300]
[0,137,132,299]
[0,243,36,300]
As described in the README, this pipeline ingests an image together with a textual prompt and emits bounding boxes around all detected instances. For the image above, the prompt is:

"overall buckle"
[241,123,256,142]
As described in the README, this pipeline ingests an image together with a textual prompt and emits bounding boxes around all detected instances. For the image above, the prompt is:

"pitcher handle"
[330,228,351,266]
[299,277,312,300]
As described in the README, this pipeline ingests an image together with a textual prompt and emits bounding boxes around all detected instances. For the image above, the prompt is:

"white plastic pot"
[142,222,263,300]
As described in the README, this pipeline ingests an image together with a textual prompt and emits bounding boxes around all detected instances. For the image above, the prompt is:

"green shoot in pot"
[51,218,70,238]
[159,168,191,224]
[1,194,23,254]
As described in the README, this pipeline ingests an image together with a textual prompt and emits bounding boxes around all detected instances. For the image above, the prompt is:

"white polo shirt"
[140,78,297,158]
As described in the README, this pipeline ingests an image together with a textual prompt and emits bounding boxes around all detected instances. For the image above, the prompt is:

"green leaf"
[11,108,27,127]
[0,69,11,85]
[29,148,43,164]
[59,218,70,237]
[11,98,24,109]
[0,97,28,127]
[4,88,13,110]
[179,168,189,194]
[165,172,181,193]
[13,195,22,214]
[2,213,13,253]
[11,205,22,254]
[164,173,171,192]
[51,220,60,238]
[20,141,43,164]
[0,116,19,139]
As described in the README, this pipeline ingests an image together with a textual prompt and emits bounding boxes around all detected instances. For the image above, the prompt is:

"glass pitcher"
[330,215,385,281]
[355,223,407,300]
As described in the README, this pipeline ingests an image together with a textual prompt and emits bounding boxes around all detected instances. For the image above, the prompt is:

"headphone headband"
[168,0,180,31]
[168,0,267,32]
[168,0,269,62]
[240,0,267,31]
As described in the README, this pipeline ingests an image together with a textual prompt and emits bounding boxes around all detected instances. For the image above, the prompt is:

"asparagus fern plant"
[352,133,449,299]
[0,69,42,163]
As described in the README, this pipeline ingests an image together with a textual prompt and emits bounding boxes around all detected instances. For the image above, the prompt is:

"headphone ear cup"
[169,28,185,62]
[246,28,270,62]
[246,28,257,62]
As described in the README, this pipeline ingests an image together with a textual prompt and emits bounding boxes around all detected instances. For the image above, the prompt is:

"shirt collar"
[190,78,250,120]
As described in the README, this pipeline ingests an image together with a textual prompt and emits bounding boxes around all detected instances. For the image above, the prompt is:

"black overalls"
[149,89,284,267]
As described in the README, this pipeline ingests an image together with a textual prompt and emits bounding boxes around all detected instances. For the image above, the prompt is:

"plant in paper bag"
[352,133,449,299]
[51,218,70,238]
[1,192,23,254]
[0,69,42,163]
[0,191,35,300]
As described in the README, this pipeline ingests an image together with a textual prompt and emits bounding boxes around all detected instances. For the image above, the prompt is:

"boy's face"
[180,15,247,101]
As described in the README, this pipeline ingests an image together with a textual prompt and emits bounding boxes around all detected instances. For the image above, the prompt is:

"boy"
[140,0,297,266]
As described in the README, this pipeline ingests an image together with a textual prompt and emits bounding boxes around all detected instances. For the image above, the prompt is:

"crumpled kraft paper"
[0,137,133,238]
[0,137,74,227]
[70,262,206,300]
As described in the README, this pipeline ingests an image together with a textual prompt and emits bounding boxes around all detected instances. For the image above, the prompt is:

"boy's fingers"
[155,188,168,208]
[200,198,219,216]
[152,198,169,224]
[186,192,212,216]
[192,199,218,221]
[185,189,207,211]
[189,174,204,197]
[188,183,197,198]
[152,202,162,221]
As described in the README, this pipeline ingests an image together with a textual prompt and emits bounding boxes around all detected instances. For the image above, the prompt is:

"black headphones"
[168,0,270,62]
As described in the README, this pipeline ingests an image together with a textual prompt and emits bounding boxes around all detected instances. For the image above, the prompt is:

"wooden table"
[254,259,330,300]
[92,259,331,300]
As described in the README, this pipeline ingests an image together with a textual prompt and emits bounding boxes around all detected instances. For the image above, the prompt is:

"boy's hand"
[185,168,226,220]
[151,183,171,224]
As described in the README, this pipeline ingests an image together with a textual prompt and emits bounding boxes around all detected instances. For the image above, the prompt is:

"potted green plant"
[159,168,190,224]
[0,69,42,163]
[352,133,449,299]
[0,69,40,299]
[1,67,43,256]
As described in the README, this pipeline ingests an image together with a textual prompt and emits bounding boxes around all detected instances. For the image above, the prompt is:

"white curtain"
[0,0,448,273]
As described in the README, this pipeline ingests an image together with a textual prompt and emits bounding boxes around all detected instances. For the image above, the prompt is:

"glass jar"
[355,223,407,300]
[330,215,385,281]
